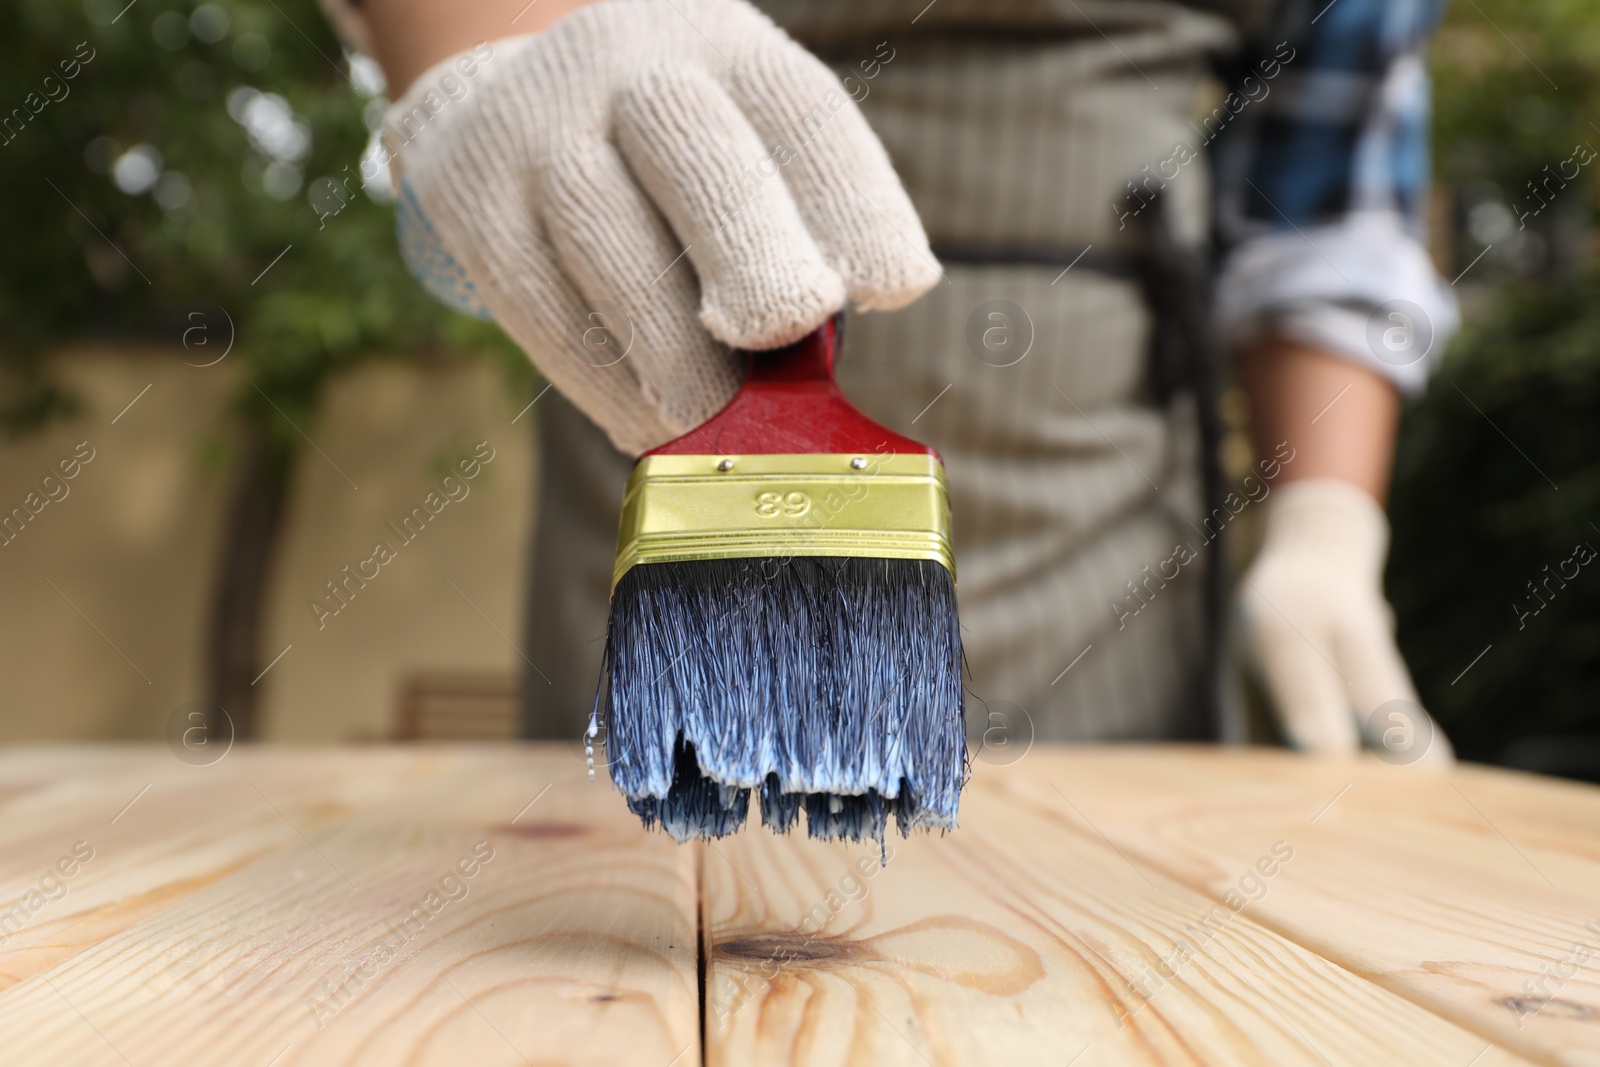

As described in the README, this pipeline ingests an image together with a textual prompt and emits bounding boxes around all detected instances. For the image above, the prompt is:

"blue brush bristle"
[600,557,967,846]
[758,773,803,833]
[624,739,750,840]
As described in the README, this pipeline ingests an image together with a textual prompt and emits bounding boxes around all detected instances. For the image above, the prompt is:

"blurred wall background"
[0,349,533,743]
[1,0,1596,771]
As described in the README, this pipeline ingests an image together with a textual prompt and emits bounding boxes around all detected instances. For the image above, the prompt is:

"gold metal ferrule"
[610,452,954,590]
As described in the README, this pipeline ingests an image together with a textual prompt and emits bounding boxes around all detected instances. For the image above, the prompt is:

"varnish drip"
[585,713,600,781]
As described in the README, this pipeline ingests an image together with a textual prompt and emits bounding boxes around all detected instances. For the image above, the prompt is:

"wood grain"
[0,746,699,1067]
[979,748,1600,1067]
[2,744,1594,1066]
[702,758,1536,1066]
[0,746,456,993]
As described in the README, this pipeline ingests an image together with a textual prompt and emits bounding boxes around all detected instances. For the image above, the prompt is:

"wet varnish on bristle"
[599,556,967,845]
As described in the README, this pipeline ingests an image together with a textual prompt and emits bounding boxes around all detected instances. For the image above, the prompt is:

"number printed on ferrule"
[754,491,811,518]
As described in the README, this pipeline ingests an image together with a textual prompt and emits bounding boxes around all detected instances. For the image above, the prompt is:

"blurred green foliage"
[1389,282,1600,762]
[1432,0,1600,280]
[1389,0,1600,765]
[1433,0,1600,192]
[0,0,524,439]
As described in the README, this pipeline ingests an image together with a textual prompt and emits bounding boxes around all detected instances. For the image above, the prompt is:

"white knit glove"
[383,0,940,455]
[1239,479,1453,764]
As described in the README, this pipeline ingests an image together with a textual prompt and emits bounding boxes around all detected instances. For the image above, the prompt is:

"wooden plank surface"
[0,745,700,1067]
[702,756,1539,1067]
[0,747,456,994]
[981,748,1600,1067]
[1,744,1594,1066]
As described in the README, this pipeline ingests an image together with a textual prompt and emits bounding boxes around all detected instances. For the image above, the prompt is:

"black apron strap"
[929,242,1144,281]
[1129,194,1227,742]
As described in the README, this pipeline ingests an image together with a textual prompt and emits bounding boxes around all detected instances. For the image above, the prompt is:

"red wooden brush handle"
[644,319,939,459]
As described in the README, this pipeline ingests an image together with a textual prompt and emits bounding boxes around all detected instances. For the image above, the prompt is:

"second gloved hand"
[1238,478,1453,765]
[383,0,940,454]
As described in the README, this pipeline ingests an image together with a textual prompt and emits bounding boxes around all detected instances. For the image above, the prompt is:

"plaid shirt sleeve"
[1210,0,1458,394]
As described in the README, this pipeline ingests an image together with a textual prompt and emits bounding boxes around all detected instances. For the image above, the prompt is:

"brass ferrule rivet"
[717,458,734,471]
[849,456,868,470]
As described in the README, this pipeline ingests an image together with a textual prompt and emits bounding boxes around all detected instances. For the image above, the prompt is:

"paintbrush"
[589,317,966,845]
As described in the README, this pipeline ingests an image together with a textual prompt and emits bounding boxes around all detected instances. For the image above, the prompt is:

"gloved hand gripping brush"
[596,317,966,844]
[373,0,963,841]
